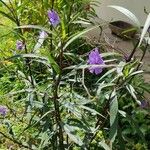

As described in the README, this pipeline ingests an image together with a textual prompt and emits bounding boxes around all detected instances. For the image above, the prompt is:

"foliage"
[0,0,150,150]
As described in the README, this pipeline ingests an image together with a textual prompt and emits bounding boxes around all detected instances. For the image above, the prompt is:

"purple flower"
[39,31,48,39]
[0,105,8,117]
[48,10,60,27]
[16,40,24,50]
[140,100,149,108]
[34,31,48,52]
[88,48,104,75]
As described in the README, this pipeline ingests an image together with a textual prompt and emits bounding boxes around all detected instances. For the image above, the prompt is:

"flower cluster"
[88,48,104,75]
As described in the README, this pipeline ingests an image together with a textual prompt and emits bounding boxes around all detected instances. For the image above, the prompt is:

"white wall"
[95,0,150,26]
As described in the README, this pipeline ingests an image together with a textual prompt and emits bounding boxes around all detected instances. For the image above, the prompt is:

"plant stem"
[51,0,55,9]
[136,42,149,71]
[124,42,149,85]
[53,74,64,150]
[50,1,64,149]
[52,39,64,149]
[126,39,139,62]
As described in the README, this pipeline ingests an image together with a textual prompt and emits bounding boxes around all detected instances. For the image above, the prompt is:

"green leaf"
[64,64,116,70]
[138,13,150,46]
[128,70,143,77]
[97,82,115,96]
[109,115,118,143]
[73,93,91,105]
[61,16,66,39]
[109,90,118,143]
[15,25,56,36]
[63,124,83,146]
[33,31,48,53]
[38,132,50,149]
[8,54,51,68]
[122,27,138,34]
[126,114,146,142]
[63,25,99,50]
[63,102,82,118]
[73,19,91,25]
[67,118,90,131]
[126,84,141,105]
[47,53,60,74]
[116,61,126,76]
[118,110,126,117]
[99,140,111,150]
[79,105,105,118]
[96,68,116,83]
[118,126,125,150]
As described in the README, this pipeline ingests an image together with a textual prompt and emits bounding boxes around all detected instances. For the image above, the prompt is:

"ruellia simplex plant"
[0,0,150,149]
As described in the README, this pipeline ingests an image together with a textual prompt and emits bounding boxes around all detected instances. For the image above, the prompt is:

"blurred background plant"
[0,0,150,150]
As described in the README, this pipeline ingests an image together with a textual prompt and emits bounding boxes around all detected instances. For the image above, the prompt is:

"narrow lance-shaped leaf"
[63,25,99,50]
[63,124,83,146]
[99,140,111,150]
[108,5,140,27]
[126,84,141,105]
[138,13,150,46]
[109,90,118,143]
[7,54,51,68]
[61,16,66,39]
[15,25,56,36]
[96,68,116,83]
[47,53,60,74]
[79,105,105,118]
[34,31,48,53]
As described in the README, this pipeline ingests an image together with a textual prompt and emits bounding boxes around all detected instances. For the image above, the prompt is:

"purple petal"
[48,10,60,27]
[0,105,8,117]
[94,67,103,75]
[88,48,104,75]
[16,40,24,50]
[140,100,149,108]
[39,31,48,39]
